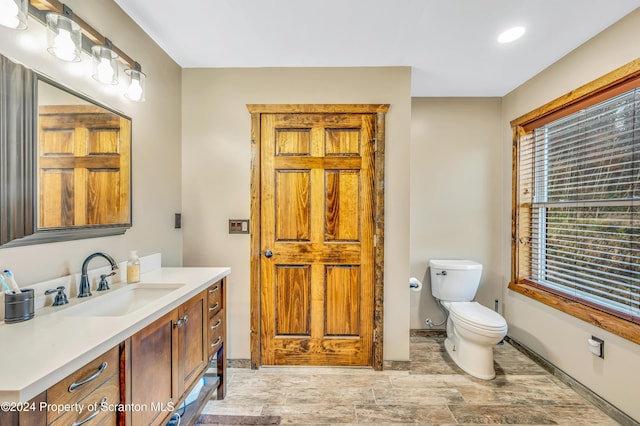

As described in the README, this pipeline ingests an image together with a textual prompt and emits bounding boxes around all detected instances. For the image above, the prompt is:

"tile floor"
[201,336,621,425]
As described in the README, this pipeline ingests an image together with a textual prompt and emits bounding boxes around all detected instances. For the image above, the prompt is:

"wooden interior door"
[38,105,130,228]
[258,109,379,366]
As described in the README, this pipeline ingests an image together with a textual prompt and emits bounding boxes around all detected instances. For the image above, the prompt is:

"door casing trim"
[247,104,388,370]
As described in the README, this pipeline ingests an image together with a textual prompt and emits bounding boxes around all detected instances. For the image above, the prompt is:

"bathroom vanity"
[0,264,229,426]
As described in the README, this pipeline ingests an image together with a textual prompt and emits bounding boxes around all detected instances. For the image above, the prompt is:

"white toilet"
[429,259,508,380]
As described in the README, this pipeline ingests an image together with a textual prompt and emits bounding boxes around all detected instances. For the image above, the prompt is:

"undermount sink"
[57,283,185,317]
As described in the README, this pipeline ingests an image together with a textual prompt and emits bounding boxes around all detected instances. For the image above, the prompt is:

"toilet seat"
[449,302,507,334]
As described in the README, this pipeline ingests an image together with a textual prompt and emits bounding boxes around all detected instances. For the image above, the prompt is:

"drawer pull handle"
[209,302,219,312]
[71,397,107,425]
[209,285,219,293]
[69,362,107,392]
[210,319,222,330]
[211,336,222,348]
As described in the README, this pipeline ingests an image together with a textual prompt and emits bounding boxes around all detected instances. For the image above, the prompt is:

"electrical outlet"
[229,219,249,234]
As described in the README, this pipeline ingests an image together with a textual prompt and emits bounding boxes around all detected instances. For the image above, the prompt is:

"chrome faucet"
[79,252,118,298]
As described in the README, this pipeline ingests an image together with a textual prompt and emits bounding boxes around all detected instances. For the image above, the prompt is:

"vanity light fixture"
[124,63,146,102]
[46,7,81,62]
[92,41,118,85]
[16,0,148,101]
[0,0,28,29]
[497,26,526,43]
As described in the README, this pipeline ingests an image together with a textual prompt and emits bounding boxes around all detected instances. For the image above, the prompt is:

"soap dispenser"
[127,250,140,283]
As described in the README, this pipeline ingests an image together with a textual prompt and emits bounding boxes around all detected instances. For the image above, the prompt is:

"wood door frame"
[247,104,388,370]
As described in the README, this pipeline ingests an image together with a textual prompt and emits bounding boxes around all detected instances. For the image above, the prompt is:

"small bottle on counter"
[127,250,140,283]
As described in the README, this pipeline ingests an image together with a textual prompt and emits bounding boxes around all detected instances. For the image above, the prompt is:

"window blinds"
[517,88,639,322]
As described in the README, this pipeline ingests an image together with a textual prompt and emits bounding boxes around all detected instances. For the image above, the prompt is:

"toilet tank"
[429,259,483,302]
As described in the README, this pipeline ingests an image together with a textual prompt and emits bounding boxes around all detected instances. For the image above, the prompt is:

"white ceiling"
[113,0,639,97]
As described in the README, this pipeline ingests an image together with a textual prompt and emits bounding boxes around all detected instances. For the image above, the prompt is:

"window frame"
[510,58,640,345]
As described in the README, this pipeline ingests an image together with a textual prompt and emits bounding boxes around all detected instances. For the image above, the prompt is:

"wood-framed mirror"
[0,54,132,247]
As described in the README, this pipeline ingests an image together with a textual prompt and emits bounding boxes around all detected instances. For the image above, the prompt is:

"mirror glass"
[36,79,131,230]
[0,55,131,248]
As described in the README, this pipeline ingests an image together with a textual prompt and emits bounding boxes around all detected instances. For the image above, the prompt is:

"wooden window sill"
[508,281,640,345]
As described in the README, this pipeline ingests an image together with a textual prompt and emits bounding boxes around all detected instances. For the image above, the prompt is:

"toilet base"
[444,331,498,380]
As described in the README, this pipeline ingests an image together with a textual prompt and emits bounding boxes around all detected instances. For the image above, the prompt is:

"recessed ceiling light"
[498,26,526,43]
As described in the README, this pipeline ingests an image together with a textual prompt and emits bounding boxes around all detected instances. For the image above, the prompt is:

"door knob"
[264,250,273,258]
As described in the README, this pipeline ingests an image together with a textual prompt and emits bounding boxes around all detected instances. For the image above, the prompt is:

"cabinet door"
[130,310,179,426]
[178,290,207,395]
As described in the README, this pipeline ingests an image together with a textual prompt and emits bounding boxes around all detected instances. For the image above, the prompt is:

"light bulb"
[124,68,146,102]
[126,78,143,101]
[0,0,19,16]
[0,0,22,29]
[47,14,80,61]
[52,28,77,61]
[96,57,115,84]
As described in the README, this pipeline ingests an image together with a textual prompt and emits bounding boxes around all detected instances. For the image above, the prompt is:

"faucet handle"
[97,271,115,291]
[45,286,69,306]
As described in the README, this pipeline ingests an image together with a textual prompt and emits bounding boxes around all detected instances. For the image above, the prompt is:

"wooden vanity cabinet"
[125,288,210,426]
[0,346,120,426]
[47,346,119,426]
[127,309,179,426]
[0,391,47,426]
[207,277,227,400]
[178,292,208,395]
[0,278,227,426]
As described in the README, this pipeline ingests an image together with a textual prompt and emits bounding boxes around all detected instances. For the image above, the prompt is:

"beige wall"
[2,0,637,418]
[181,67,412,361]
[410,98,503,329]
[0,0,183,284]
[501,9,640,421]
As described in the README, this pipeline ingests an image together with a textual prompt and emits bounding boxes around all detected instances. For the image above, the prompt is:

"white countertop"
[0,266,230,403]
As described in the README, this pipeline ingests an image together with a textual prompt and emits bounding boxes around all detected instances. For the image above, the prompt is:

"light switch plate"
[229,219,249,234]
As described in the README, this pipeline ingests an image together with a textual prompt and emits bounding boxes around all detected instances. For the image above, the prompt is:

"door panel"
[326,170,360,241]
[260,112,375,366]
[38,105,130,228]
[130,310,179,426]
[325,265,360,336]
[275,265,311,335]
[276,128,311,155]
[325,129,361,156]
[179,292,207,394]
[275,171,310,241]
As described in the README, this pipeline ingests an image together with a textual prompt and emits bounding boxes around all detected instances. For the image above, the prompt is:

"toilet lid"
[449,302,507,331]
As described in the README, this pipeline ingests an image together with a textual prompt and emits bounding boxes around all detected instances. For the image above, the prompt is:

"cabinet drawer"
[207,281,222,317]
[49,374,119,426]
[47,346,119,424]
[209,311,224,357]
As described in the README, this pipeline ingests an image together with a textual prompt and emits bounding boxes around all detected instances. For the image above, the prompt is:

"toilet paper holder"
[409,277,422,291]
[588,336,604,358]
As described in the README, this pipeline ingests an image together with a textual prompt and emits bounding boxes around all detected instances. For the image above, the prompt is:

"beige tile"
[201,400,264,416]
[355,404,457,424]
[220,387,287,404]
[390,373,476,388]
[449,404,560,424]
[543,405,622,425]
[285,387,376,405]
[455,382,588,406]
[449,403,621,425]
[199,337,621,426]
[373,386,465,405]
[262,403,357,424]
